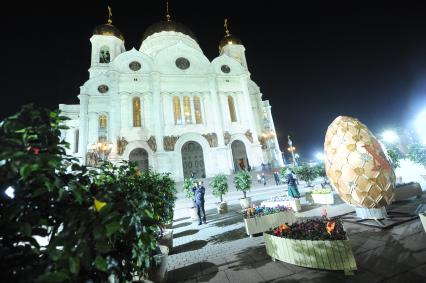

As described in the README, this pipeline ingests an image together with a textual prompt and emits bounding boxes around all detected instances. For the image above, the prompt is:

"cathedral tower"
[219,19,248,70]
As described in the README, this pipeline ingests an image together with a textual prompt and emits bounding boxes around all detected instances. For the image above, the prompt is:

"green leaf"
[69,257,80,274]
[95,255,108,272]
[48,248,62,261]
[36,271,69,283]
[20,223,32,236]
[105,221,121,237]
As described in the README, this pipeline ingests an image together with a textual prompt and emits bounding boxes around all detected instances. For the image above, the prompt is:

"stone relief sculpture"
[86,151,98,167]
[116,136,128,156]
[147,136,157,152]
[224,131,231,146]
[245,130,254,143]
[163,135,180,151]
[258,136,267,149]
[202,133,218,147]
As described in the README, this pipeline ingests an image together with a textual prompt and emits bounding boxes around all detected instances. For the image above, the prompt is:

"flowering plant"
[243,205,292,219]
[269,194,297,202]
[308,187,332,194]
[269,217,346,241]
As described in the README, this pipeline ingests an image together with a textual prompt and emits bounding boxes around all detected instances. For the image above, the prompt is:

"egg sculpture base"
[355,207,387,219]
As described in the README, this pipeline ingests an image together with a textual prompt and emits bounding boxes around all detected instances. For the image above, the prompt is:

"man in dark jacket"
[192,181,206,225]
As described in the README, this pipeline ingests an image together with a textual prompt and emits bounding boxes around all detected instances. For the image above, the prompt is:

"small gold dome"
[93,23,125,41]
[219,34,242,51]
[142,21,197,42]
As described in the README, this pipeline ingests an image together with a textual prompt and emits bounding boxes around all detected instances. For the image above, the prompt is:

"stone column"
[78,94,89,164]
[240,75,259,144]
[208,74,225,146]
[109,94,121,159]
[265,101,284,167]
[151,72,164,152]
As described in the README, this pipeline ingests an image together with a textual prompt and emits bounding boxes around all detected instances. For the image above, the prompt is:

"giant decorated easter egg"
[324,116,395,208]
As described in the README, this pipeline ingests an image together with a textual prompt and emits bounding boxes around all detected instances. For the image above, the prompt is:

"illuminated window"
[133,97,141,127]
[99,46,110,63]
[173,96,182,125]
[99,115,108,140]
[194,96,203,124]
[183,96,192,124]
[228,96,237,122]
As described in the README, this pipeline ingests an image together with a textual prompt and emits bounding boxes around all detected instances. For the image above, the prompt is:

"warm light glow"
[287,146,296,152]
[315,152,324,160]
[382,130,398,144]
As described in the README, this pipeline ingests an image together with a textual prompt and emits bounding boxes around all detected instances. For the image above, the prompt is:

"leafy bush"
[233,170,252,198]
[295,163,318,186]
[407,143,426,168]
[210,174,228,202]
[309,187,332,194]
[313,162,329,185]
[386,148,401,169]
[182,178,196,201]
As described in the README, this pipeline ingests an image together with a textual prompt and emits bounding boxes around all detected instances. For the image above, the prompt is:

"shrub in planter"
[243,205,295,236]
[182,178,197,219]
[264,217,357,273]
[210,174,228,213]
[262,194,302,212]
[295,163,318,187]
[243,205,292,219]
[306,187,334,204]
[234,170,252,208]
[407,143,426,168]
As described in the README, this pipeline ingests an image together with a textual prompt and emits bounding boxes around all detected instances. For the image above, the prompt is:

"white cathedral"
[59,9,284,181]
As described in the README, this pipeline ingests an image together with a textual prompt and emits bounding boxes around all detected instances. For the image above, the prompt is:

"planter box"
[264,233,357,274]
[240,197,252,209]
[261,199,301,212]
[217,201,228,214]
[244,211,296,236]
[158,229,173,253]
[420,213,426,233]
[311,193,334,205]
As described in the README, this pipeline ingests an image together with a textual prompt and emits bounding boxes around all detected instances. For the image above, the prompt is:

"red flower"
[30,147,40,155]
[326,221,335,235]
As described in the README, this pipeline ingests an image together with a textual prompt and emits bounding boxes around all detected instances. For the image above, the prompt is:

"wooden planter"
[261,199,301,212]
[264,233,357,274]
[420,213,426,233]
[244,211,296,236]
[217,201,228,214]
[311,193,334,205]
[240,197,252,209]
[158,229,173,253]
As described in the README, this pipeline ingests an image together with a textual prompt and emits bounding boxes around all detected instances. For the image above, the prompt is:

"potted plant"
[261,193,302,212]
[210,174,229,214]
[295,163,318,187]
[234,170,252,209]
[243,205,295,237]
[306,186,334,205]
[182,177,198,220]
[264,216,357,274]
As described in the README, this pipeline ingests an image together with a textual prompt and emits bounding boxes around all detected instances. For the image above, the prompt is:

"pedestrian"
[256,173,261,184]
[274,171,280,186]
[261,172,267,186]
[191,171,196,179]
[192,181,207,225]
[285,169,300,198]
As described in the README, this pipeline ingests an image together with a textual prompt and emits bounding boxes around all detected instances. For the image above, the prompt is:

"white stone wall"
[59,31,284,180]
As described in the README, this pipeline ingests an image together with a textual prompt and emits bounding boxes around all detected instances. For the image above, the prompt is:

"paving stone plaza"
[166,175,426,283]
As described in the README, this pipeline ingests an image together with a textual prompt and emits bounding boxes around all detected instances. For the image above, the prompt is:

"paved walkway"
[166,186,426,283]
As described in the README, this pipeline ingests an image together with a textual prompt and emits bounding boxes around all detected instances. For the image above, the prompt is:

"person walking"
[274,171,280,186]
[261,172,267,186]
[256,173,261,184]
[192,181,207,225]
[285,169,300,198]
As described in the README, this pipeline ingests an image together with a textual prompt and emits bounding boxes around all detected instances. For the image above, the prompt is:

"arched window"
[98,115,108,140]
[133,97,141,127]
[183,96,192,124]
[173,96,182,125]
[99,46,110,63]
[194,96,203,124]
[228,96,237,122]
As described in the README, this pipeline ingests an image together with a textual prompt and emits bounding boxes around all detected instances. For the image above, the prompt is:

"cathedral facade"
[59,13,284,180]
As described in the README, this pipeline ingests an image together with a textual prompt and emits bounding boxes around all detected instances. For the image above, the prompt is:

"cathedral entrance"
[129,148,149,171]
[231,140,249,172]
[181,141,205,179]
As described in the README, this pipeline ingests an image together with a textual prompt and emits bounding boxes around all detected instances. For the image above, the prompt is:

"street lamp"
[287,135,298,167]
[315,152,324,161]
[382,130,399,144]
[87,139,113,167]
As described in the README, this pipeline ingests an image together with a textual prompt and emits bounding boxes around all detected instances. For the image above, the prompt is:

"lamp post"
[87,139,113,167]
[287,135,298,167]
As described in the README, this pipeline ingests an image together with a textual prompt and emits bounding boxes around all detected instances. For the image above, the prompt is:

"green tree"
[386,148,401,169]
[233,170,252,198]
[314,162,329,185]
[295,163,318,187]
[210,174,228,202]
[407,143,426,168]
[182,177,196,200]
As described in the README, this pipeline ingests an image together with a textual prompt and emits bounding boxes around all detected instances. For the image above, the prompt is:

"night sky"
[3,1,426,161]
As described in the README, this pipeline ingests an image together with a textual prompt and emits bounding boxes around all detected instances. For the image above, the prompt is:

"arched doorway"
[231,140,249,172]
[181,141,205,179]
[129,148,149,171]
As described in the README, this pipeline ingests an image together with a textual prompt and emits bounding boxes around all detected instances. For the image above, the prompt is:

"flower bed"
[306,188,334,205]
[261,195,301,212]
[243,206,295,236]
[264,218,357,274]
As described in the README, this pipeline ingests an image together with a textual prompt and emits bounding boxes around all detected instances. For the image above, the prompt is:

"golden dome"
[219,34,243,51]
[93,23,125,41]
[142,20,197,42]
